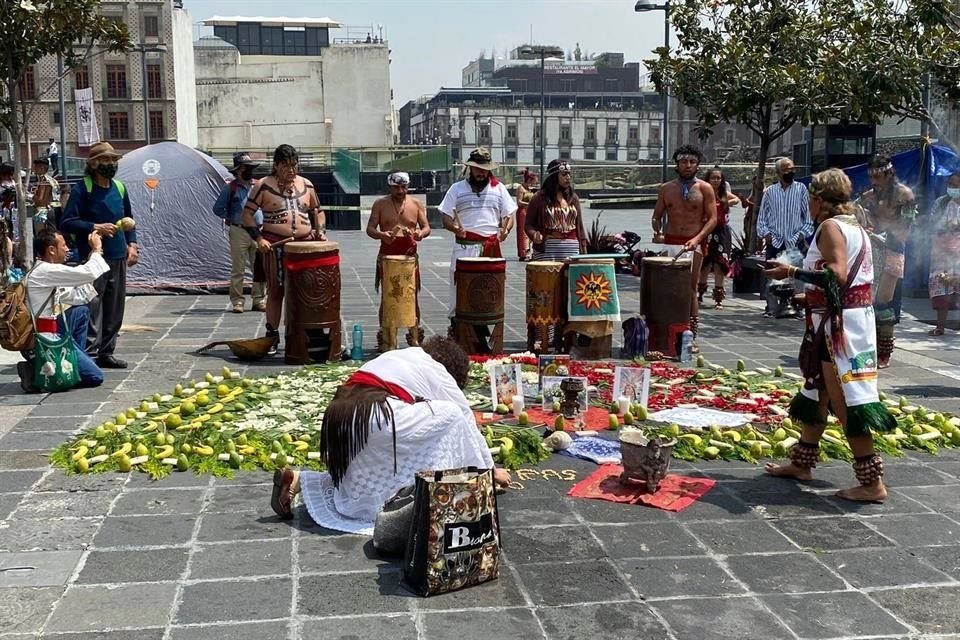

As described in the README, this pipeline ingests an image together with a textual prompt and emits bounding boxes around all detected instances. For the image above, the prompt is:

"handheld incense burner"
[618,430,676,492]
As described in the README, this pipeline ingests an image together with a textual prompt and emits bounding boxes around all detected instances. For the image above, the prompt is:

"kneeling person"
[271,336,510,529]
[19,228,107,392]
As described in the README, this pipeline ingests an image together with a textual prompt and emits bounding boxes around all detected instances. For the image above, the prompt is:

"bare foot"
[836,481,887,503]
[764,462,813,481]
[878,357,891,369]
[493,467,512,487]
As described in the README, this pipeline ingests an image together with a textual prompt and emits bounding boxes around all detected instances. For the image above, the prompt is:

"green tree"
[1,0,128,263]
[645,0,960,249]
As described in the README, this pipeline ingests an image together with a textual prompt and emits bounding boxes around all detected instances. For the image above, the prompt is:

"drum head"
[458,257,505,263]
[286,241,339,254]
[382,255,415,263]
[643,256,690,266]
[527,261,563,268]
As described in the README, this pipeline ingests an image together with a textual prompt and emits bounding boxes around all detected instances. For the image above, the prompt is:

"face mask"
[240,167,254,180]
[948,188,960,200]
[782,171,795,183]
[97,164,117,179]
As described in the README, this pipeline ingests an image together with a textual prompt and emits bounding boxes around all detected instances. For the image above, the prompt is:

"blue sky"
[187,0,665,104]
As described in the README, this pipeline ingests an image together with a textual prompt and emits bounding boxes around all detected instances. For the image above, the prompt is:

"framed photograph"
[537,355,570,391]
[612,366,650,408]
[541,376,589,413]
[489,364,523,407]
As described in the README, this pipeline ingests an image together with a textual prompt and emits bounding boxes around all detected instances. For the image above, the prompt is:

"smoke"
[770,248,805,286]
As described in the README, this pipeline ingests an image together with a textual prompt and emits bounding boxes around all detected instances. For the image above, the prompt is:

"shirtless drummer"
[652,144,717,346]
[366,170,431,350]
[242,144,326,354]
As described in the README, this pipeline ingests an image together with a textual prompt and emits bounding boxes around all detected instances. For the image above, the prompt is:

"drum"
[526,261,565,353]
[454,257,506,355]
[379,255,419,351]
[283,241,342,364]
[564,257,619,359]
[640,256,692,357]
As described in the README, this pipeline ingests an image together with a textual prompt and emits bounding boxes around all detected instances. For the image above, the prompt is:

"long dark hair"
[706,167,727,198]
[541,159,574,204]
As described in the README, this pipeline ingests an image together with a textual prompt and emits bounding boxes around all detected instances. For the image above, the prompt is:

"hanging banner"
[74,88,100,147]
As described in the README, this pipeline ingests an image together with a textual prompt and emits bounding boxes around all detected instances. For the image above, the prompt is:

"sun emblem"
[574,270,613,311]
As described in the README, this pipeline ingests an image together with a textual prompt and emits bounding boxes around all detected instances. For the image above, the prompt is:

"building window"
[605,78,620,92]
[559,78,576,93]
[559,149,571,160]
[534,120,542,141]
[304,27,327,54]
[479,125,491,142]
[506,149,517,161]
[260,26,284,55]
[146,63,162,99]
[606,124,618,143]
[724,129,735,145]
[560,124,571,142]
[283,28,307,55]
[585,124,596,143]
[149,110,165,139]
[106,64,127,99]
[534,148,542,161]
[143,14,160,38]
[650,124,661,145]
[19,66,36,99]
[628,126,639,143]
[51,110,61,126]
[104,14,123,28]
[585,149,596,160]
[506,123,518,140]
[627,148,639,161]
[108,111,129,139]
[74,65,89,90]
[237,23,260,55]
[606,149,618,161]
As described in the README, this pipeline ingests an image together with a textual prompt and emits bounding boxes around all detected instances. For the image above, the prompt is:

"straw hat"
[464,147,498,171]
[87,142,122,162]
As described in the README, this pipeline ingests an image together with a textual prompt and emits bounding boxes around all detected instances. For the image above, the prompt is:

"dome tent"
[116,142,233,292]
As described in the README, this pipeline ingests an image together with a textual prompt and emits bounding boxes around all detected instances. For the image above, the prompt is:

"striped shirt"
[757,181,813,249]
[438,179,516,236]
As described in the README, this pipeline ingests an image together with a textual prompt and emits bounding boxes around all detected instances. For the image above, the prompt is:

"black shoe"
[97,355,128,369]
[266,330,280,356]
[17,361,37,393]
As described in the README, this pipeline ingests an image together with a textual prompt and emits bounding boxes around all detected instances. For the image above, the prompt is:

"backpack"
[0,267,53,351]
[82,176,126,199]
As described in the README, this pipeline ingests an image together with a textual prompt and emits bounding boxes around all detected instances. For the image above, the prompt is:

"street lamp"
[487,118,504,166]
[517,45,564,178]
[134,43,167,146]
[635,0,670,183]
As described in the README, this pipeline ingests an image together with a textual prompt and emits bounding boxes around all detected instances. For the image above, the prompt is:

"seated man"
[271,336,510,531]
[18,228,108,392]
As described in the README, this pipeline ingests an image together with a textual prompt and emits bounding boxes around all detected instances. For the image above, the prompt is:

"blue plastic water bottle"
[350,323,363,360]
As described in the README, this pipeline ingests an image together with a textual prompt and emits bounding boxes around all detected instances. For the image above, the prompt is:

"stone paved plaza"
[1,223,960,639]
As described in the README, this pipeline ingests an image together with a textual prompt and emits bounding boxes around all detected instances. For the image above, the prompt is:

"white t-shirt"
[48,142,58,155]
[438,179,516,237]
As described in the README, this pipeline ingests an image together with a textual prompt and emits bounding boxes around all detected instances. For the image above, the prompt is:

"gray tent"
[117,142,233,292]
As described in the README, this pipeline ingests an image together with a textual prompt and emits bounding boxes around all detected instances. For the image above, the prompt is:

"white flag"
[74,87,100,147]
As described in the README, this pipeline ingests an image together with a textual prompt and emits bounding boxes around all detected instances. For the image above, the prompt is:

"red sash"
[345,370,415,404]
[380,233,418,257]
[283,252,339,272]
[460,230,502,258]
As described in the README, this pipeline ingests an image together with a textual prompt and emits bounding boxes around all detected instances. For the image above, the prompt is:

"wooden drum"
[526,261,565,352]
[454,257,506,355]
[379,255,419,351]
[283,241,342,364]
[640,256,692,357]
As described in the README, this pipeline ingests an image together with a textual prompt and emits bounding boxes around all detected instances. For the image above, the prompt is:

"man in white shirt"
[47,138,59,176]
[18,227,108,392]
[438,147,517,321]
[271,336,510,532]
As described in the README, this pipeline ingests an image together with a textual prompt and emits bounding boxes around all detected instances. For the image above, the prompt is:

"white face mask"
[948,187,960,200]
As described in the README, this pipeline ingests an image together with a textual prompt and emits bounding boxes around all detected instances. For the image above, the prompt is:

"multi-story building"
[14,0,196,163]
[194,16,394,152]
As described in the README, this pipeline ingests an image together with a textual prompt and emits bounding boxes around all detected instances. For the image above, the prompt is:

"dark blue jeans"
[58,306,104,388]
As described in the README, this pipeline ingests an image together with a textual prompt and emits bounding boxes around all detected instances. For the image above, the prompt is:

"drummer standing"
[242,144,325,354]
[439,147,516,325]
[652,144,717,346]
[366,170,431,348]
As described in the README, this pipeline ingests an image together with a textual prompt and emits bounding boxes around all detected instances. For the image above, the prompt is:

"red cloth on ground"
[475,406,612,430]
[567,464,716,512]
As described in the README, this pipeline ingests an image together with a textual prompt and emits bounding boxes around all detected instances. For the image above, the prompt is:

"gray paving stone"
[45,582,178,633]
[298,570,412,617]
[196,511,290,542]
[76,547,189,584]
[176,577,292,624]
[735,488,846,519]
[650,596,792,640]
[169,622,290,640]
[686,520,796,554]
[205,485,276,514]
[209,470,273,486]
[0,494,20,520]
[34,471,128,493]
[0,450,49,470]
[724,552,846,594]
[0,470,44,494]
[857,586,960,636]
[502,525,605,565]
[496,496,579,527]
[92,514,196,548]
[11,417,89,432]
[536,602,670,640]
[298,533,394,574]
[0,430,73,451]
[41,630,165,640]
[190,539,291,580]
[771,517,894,550]
[110,488,206,516]
[616,556,743,598]
[0,550,82,587]
[14,491,115,519]
[592,522,705,559]
[299,615,417,640]
[905,484,960,514]
[513,559,631,606]
[568,496,684,523]
[818,547,954,588]
[909,544,960,579]
[0,517,101,552]
[416,567,526,611]
[864,513,960,546]
[28,402,102,417]
[0,586,62,633]
[125,470,211,489]
[420,608,543,640]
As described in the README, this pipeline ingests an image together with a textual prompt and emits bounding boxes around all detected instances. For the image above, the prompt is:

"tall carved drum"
[525,260,565,353]
[454,257,506,355]
[564,257,620,359]
[379,255,420,351]
[640,256,692,357]
[283,241,342,364]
